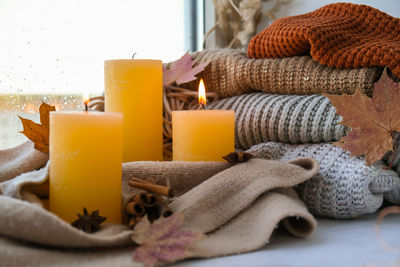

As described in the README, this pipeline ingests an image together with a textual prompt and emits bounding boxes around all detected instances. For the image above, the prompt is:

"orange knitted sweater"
[247,3,400,77]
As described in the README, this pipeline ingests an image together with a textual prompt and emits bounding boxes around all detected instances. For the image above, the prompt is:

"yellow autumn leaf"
[18,102,56,154]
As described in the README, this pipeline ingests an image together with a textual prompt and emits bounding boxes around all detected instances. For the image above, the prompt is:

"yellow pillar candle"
[172,110,235,161]
[104,59,163,162]
[49,111,123,223]
[172,79,235,161]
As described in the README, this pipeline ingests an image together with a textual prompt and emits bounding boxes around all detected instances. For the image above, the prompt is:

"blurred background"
[1,0,399,149]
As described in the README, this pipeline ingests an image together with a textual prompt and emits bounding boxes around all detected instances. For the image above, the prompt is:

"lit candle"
[104,59,163,162]
[49,94,123,223]
[172,79,235,161]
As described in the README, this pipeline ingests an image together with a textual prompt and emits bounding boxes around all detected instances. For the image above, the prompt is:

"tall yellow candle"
[49,111,123,223]
[104,59,163,162]
[172,79,235,161]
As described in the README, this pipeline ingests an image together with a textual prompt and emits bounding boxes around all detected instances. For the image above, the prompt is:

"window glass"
[0,0,185,149]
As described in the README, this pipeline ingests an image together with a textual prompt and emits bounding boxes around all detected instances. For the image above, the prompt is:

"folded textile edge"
[0,157,318,254]
[181,49,381,98]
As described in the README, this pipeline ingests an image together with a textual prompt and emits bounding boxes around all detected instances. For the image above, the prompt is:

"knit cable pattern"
[248,142,400,219]
[208,92,400,176]
[248,3,400,77]
[183,49,381,97]
[207,93,346,149]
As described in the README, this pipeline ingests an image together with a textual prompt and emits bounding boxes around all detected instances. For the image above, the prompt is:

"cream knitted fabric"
[183,49,381,97]
[248,142,400,218]
[207,93,347,149]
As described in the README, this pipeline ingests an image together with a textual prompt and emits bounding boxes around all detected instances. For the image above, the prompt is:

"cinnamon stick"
[146,206,161,223]
[132,193,157,207]
[125,201,145,216]
[152,194,174,218]
[129,177,174,198]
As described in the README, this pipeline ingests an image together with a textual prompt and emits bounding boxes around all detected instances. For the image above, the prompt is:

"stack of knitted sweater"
[184,3,400,219]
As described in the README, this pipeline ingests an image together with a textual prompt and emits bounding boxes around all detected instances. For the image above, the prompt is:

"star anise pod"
[223,151,253,163]
[71,208,106,233]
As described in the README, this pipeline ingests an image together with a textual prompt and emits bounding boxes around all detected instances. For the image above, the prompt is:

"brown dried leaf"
[223,151,253,163]
[18,102,56,154]
[132,213,204,267]
[323,69,400,165]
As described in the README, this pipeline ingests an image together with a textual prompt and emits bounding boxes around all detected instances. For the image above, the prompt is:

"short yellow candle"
[172,110,235,161]
[49,111,123,223]
[172,79,235,161]
[105,59,163,162]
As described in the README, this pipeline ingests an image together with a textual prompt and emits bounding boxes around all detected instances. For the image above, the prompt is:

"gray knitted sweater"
[248,142,400,219]
[207,93,346,148]
[208,92,400,175]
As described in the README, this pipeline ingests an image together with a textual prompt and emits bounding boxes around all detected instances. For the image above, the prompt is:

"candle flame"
[82,92,90,106]
[83,92,90,112]
[198,79,206,108]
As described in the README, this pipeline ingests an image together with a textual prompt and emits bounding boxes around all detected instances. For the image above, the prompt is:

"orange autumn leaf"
[18,102,56,154]
[323,70,400,165]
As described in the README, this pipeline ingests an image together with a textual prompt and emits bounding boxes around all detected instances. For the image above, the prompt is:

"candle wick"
[200,103,205,110]
[84,102,88,112]
[132,52,137,59]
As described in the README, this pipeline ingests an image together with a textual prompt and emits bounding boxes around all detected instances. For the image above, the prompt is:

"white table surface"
[172,213,400,267]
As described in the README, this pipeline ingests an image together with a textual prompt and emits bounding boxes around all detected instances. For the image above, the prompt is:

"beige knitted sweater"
[182,49,382,97]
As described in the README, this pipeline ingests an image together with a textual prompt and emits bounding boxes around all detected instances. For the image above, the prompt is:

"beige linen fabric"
[0,154,318,266]
[122,160,231,197]
[0,141,48,182]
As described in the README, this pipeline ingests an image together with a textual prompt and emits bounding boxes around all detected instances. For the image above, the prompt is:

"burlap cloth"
[247,3,400,77]
[0,141,48,182]
[182,49,381,97]
[0,141,318,266]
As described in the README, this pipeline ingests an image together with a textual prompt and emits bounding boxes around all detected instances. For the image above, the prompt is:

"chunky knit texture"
[248,3,400,77]
[207,92,400,175]
[184,49,381,97]
[248,142,400,218]
[207,93,347,149]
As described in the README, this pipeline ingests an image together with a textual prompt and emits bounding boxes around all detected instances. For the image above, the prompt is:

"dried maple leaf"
[132,213,204,267]
[163,52,208,86]
[18,102,56,154]
[324,69,400,165]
